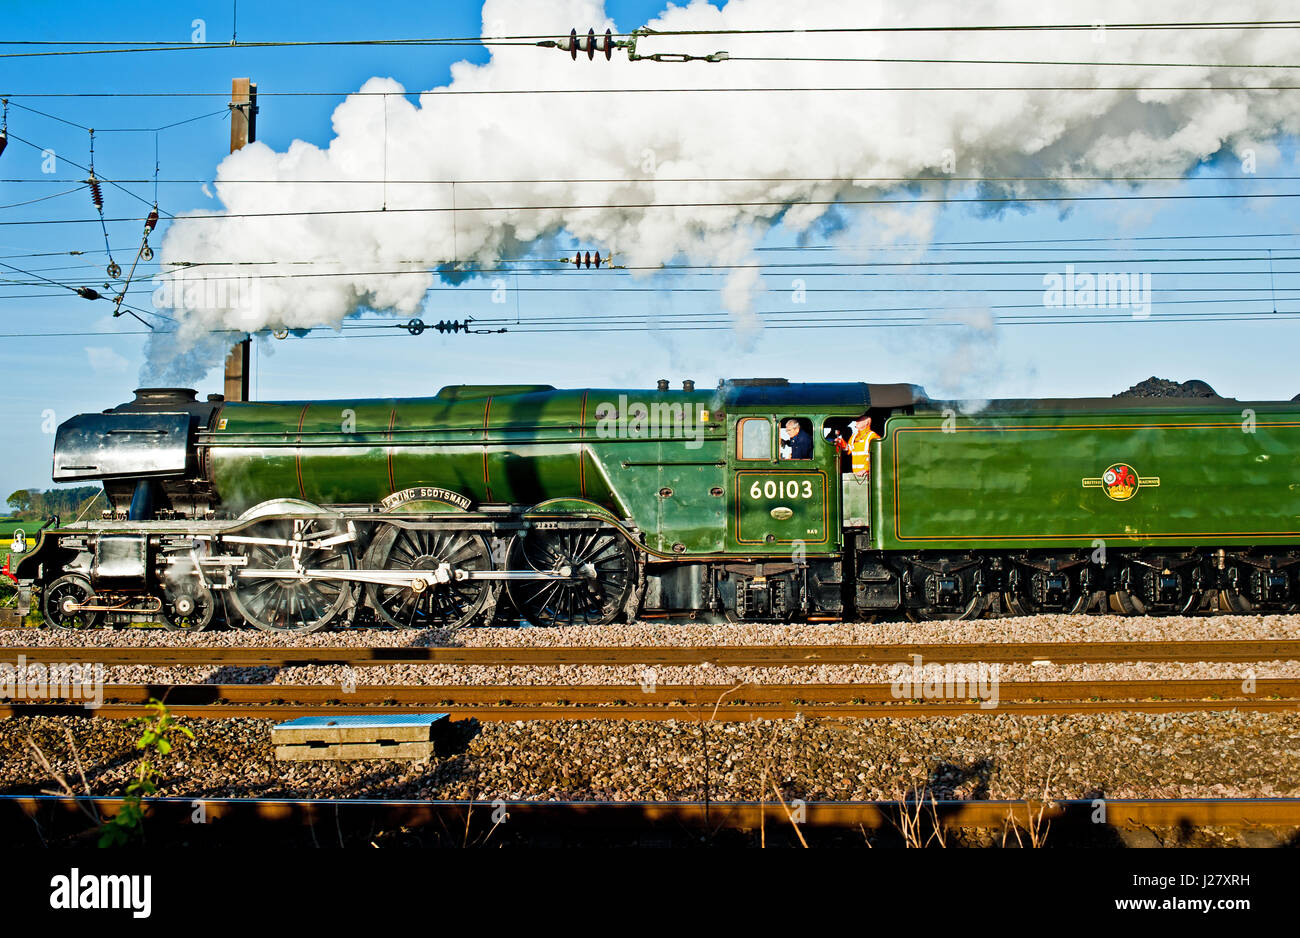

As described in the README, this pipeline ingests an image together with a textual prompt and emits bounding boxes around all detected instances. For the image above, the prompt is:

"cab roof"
[718,379,927,411]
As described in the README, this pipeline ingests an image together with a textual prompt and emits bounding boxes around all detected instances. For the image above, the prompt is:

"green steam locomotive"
[12,379,1300,631]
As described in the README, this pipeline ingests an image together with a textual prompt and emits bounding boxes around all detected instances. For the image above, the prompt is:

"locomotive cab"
[720,380,923,549]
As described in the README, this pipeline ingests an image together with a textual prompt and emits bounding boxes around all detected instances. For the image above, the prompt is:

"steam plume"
[142,0,1300,383]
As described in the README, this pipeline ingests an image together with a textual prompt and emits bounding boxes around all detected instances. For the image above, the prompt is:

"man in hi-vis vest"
[845,415,880,481]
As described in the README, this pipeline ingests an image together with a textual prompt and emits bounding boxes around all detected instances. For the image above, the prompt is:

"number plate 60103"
[749,479,814,499]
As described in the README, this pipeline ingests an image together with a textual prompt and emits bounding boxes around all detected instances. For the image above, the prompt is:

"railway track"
[2,639,1298,668]
[4,678,1297,720]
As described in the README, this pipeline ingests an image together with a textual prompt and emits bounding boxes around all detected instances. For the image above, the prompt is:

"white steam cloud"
[143,0,1300,384]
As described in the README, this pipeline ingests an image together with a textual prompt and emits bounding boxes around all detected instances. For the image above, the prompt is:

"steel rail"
[8,701,1294,720]
[2,679,1296,720]
[31,678,1300,704]
[0,639,1297,667]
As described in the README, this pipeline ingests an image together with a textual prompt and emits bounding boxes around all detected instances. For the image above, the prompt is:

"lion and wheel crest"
[1082,462,1161,501]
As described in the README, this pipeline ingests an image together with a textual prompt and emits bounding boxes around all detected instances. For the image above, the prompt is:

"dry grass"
[890,786,949,848]
[1002,763,1056,848]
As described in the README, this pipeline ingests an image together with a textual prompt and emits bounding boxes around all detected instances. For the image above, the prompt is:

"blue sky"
[3,0,1300,502]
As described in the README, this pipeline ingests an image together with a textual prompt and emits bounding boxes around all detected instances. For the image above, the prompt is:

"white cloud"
[85,346,130,375]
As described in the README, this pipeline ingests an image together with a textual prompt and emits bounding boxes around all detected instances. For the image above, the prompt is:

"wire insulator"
[144,207,159,233]
[76,287,101,301]
[87,175,103,211]
[0,132,7,160]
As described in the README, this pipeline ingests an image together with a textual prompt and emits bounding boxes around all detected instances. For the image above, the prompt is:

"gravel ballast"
[3,612,1299,648]
[4,710,1298,802]
[4,612,1298,687]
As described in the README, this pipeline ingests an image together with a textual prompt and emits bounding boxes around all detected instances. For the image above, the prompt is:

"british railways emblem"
[1081,463,1160,501]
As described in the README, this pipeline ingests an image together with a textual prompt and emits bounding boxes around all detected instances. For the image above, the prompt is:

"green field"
[0,519,28,539]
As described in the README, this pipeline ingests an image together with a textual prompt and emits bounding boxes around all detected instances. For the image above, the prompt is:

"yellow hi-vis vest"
[850,428,881,476]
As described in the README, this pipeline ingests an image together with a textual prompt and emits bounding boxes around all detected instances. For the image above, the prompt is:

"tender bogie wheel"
[1218,589,1254,614]
[364,526,496,629]
[1108,590,1145,616]
[161,585,215,632]
[228,516,354,633]
[905,595,986,622]
[43,575,103,630]
[1176,590,1205,616]
[1002,589,1089,617]
[505,526,636,627]
[1002,592,1028,617]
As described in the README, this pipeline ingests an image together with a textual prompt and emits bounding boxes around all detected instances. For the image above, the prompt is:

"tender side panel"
[873,410,1300,550]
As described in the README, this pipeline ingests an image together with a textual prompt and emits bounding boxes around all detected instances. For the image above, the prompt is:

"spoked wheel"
[364,525,496,629]
[228,516,354,633]
[161,585,215,632]
[505,525,636,627]
[44,575,103,630]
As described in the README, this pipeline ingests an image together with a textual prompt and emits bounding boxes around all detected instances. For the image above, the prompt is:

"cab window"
[779,416,813,460]
[737,417,772,460]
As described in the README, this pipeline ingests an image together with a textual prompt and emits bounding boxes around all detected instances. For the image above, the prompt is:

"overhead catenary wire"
[8,282,1295,300]
[0,185,87,210]
[7,307,1300,340]
[5,18,1300,62]
[1,99,230,134]
[0,129,175,218]
[10,188,1300,229]
[12,173,1300,185]
[724,56,1300,69]
[0,260,165,328]
[41,253,1300,280]
[3,229,1300,265]
[14,83,1300,98]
